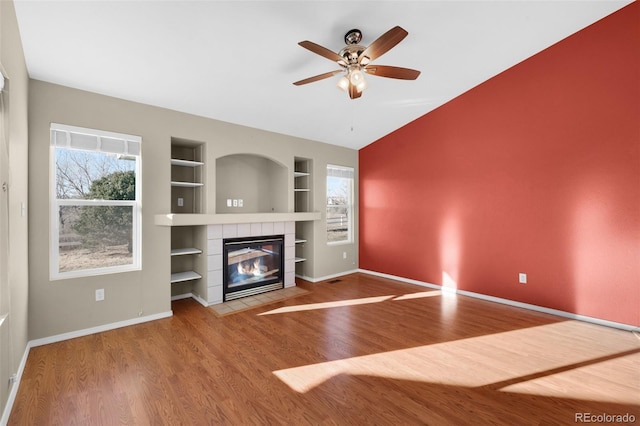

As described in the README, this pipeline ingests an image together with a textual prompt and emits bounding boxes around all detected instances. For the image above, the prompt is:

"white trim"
[326,164,354,245]
[0,342,29,426]
[171,292,209,307]
[358,269,640,332]
[49,124,143,280]
[191,293,209,307]
[170,293,193,301]
[51,122,141,144]
[296,269,359,283]
[29,310,173,348]
[57,199,136,207]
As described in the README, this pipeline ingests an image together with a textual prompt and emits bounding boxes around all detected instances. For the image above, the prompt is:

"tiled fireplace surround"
[206,221,296,305]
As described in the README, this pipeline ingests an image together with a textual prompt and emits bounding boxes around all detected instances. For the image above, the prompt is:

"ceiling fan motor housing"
[338,45,365,65]
[344,29,362,45]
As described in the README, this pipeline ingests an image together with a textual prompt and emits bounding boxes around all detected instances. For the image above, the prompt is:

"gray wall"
[215,154,288,214]
[28,79,358,340]
[0,0,30,417]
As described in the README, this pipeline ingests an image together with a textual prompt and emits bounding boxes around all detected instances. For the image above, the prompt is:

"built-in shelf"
[295,257,306,263]
[171,247,203,256]
[294,171,310,178]
[171,158,204,167]
[171,181,204,188]
[295,238,307,244]
[170,271,202,283]
[294,188,310,192]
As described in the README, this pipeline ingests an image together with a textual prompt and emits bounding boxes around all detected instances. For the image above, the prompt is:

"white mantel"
[155,212,321,227]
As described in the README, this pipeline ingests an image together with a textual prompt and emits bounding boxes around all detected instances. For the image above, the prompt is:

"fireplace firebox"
[223,235,284,301]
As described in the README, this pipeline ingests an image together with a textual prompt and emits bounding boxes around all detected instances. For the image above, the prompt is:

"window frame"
[49,123,142,280]
[326,164,354,245]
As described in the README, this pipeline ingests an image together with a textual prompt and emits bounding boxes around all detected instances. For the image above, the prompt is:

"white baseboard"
[29,310,173,348]
[170,293,193,301]
[1,310,173,425]
[191,293,209,307]
[296,269,359,283]
[1,341,29,426]
[359,269,640,332]
[171,292,210,307]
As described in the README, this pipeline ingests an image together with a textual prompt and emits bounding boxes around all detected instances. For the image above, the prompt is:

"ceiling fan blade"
[364,65,421,80]
[348,83,362,99]
[293,70,343,86]
[298,41,345,64]
[359,26,408,64]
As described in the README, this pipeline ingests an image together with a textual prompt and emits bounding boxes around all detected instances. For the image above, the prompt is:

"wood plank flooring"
[9,273,640,425]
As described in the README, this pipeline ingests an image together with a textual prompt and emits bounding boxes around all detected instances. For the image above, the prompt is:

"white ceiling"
[14,1,631,150]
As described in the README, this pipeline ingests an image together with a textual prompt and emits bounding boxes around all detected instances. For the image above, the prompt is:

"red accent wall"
[359,3,640,326]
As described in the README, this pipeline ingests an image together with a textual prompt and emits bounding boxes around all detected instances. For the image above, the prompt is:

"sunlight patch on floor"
[258,295,396,315]
[260,289,451,315]
[498,351,640,404]
[273,321,640,405]
[392,290,442,301]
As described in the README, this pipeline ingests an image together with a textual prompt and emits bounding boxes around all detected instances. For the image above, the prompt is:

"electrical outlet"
[519,273,527,284]
[96,288,105,301]
[177,197,184,207]
[233,199,238,207]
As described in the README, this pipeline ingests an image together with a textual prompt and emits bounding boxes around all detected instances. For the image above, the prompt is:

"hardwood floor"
[9,273,640,425]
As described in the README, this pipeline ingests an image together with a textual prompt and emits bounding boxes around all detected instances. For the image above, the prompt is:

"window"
[50,123,141,279]
[326,164,354,244]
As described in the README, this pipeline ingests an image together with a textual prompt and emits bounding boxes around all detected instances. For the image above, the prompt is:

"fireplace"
[223,235,284,301]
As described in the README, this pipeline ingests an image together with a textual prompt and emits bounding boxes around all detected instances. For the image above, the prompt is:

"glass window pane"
[58,205,133,273]
[327,164,353,244]
[55,148,136,200]
[327,206,349,242]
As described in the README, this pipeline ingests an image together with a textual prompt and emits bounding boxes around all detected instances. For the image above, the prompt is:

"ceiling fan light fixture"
[356,78,368,92]
[337,75,349,91]
[348,69,367,92]
[349,69,365,85]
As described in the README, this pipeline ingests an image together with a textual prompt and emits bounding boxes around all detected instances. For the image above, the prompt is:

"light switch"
[238,199,243,207]
[233,199,238,207]
[177,197,184,207]
[227,199,232,207]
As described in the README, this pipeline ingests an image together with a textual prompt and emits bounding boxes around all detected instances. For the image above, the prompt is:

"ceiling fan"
[293,26,421,99]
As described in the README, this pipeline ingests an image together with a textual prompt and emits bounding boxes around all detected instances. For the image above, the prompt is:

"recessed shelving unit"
[294,158,312,273]
[171,142,204,213]
[170,140,206,298]
[294,158,311,213]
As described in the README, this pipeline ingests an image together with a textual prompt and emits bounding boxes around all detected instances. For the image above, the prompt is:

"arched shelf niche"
[215,153,288,213]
